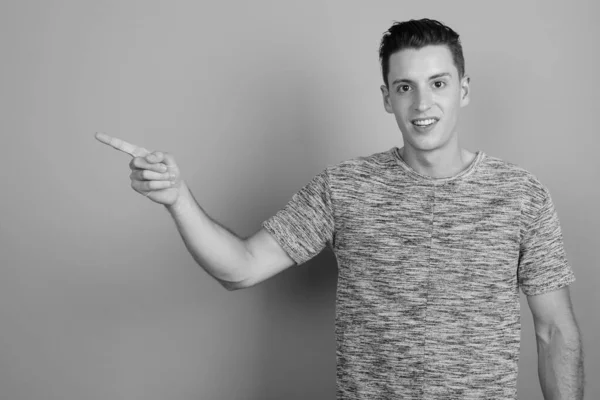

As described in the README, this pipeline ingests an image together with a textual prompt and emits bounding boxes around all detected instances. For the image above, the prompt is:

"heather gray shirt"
[262,147,576,400]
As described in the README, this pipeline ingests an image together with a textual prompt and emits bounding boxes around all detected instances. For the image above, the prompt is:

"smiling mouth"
[411,117,439,127]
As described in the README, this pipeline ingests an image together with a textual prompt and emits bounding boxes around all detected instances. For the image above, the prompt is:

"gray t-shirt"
[262,146,576,400]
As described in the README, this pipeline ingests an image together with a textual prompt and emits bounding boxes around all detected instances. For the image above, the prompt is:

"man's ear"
[460,75,470,107]
[380,84,393,114]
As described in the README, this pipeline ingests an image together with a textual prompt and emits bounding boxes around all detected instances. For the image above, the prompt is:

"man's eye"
[433,81,446,89]
[398,85,411,93]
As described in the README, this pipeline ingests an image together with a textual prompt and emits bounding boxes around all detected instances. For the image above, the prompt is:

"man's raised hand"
[95,132,184,206]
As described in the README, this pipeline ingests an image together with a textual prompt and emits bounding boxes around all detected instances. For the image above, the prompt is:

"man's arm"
[94,132,295,291]
[165,180,252,288]
[526,286,585,399]
[166,180,295,291]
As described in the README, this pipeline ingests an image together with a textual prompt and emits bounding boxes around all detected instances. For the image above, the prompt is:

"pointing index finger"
[95,132,150,157]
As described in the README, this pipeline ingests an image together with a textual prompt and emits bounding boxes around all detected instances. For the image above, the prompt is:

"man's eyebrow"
[391,72,452,86]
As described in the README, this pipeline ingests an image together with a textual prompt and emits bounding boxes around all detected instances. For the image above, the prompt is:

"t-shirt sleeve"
[518,186,576,296]
[261,167,335,266]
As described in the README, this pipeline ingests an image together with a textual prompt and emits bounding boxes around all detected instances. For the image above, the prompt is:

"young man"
[97,18,584,400]
[256,19,585,399]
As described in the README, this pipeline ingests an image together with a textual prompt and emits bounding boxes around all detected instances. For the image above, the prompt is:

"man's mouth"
[411,117,439,127]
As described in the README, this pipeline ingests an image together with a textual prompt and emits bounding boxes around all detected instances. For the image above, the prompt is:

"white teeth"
[413,118,436,126]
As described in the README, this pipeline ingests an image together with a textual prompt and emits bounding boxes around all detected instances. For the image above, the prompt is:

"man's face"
[381,45,470,152]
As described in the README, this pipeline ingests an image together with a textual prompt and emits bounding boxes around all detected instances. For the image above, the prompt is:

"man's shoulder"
[480,153,551,209]
[481,153,546,188]
[326,147,396,173]
[316,148,397,194]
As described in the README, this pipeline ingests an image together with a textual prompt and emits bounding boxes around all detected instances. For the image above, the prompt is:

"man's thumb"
[146,151,163,163]
[146,151,177,168]
[161,152,177,168]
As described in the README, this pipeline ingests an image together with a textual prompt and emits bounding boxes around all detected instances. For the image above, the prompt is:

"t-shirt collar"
[391,146,485,183]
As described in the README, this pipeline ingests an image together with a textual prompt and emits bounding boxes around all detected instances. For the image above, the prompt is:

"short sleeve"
[518,187,576,296]
[261,167,335,265]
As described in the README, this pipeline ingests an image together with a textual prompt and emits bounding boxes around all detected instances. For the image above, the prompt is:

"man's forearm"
[164,180,252,285]
[537,326,584,399]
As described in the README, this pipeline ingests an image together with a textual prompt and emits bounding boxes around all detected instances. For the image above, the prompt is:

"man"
[96,18,584,400]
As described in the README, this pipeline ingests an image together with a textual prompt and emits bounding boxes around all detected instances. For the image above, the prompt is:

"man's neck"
[399,145,476,179]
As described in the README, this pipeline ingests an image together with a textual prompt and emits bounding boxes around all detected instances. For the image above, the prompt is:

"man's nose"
[414,89,433,112]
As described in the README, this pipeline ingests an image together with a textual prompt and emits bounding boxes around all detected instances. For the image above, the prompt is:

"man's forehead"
[388,45,457,80]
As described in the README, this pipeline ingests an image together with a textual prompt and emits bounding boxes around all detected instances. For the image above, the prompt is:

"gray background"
[1,0,597,399]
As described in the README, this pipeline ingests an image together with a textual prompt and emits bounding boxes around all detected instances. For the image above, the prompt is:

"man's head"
[379,19,465,88]
[379,19,470,153]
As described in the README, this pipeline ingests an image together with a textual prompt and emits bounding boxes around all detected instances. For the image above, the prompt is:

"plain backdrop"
[1,0,598,399]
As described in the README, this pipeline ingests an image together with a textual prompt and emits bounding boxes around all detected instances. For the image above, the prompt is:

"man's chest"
[333,186,522,308]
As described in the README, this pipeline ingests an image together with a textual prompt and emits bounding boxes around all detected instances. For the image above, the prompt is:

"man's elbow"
[537,322,581,346]
[218,278,246,291]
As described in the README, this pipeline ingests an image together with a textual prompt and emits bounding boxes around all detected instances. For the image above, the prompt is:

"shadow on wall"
[252,248,338,399]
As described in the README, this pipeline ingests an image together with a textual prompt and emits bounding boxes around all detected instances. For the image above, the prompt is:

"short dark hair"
[379,18,465,87]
